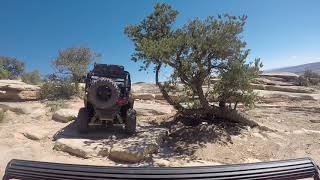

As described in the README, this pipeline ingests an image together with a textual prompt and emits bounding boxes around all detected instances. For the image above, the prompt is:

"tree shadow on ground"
[52,121,131,141]
[157,117,248,157]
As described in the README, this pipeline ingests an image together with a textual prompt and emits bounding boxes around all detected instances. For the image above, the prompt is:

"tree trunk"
[195,84,211,110]
[155,64,185,112]
[75,81,79,94]
[212,106,259,127]
[154,65,258,128]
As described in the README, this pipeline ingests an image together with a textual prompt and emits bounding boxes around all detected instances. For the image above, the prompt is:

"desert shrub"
[0,68,9,79]
[297,70,320,86]
[21,70,42,85]
[40,79,77,100]
[0,56,25,79]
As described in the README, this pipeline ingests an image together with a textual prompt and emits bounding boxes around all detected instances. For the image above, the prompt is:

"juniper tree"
[125,3,262,124]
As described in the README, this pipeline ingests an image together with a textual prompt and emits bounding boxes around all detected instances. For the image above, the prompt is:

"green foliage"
[40,78,77,100]
[0,56,25,79]
[0,68,10,79]
[52,46,100,91]
[297,70,320,86]
[21,70,42,85]
[125,3,261,113]
[0,109,5,123]
[214,58,262,109]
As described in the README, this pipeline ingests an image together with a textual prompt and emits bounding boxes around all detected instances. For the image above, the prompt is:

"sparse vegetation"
[0,109,5,123]
[125,3,261,124]
[52,46,100,92]
[297,70,320,86]
[22,70,42,85]
[0,56,25,79]
[0,67,10,79]
[40,78,77,100]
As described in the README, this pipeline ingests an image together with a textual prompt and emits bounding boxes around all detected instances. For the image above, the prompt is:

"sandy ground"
[194,100,320,164]
[1,97,320,177]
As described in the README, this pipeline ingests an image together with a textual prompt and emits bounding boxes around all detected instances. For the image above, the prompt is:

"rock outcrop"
[53,126,168,163]
[54,138,104,158]
[260,72,299,82]
[251,84,314,93]
[132,93,155,100]
[0,102,45,115]
[0,80,40,101]
[108,128,167,163]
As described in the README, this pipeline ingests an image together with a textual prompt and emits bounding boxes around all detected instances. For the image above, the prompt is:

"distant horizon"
[1,0,320,82]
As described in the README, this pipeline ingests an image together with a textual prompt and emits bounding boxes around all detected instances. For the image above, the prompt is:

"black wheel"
[125,108,136,135]
[76,108,89,133]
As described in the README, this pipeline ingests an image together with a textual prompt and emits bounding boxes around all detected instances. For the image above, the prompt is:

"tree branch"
[155,64,185,112]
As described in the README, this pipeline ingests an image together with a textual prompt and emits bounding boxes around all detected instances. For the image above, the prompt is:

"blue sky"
[0,0,320,82]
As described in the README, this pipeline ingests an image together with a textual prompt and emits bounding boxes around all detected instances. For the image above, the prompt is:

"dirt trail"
[1,97,320,176]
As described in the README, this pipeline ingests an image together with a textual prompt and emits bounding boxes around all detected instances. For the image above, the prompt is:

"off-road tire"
[87,78,120,109]
[125,108,136,135]
[76,108,89,133]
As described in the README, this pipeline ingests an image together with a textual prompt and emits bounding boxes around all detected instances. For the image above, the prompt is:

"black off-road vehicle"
[76,64,136,134]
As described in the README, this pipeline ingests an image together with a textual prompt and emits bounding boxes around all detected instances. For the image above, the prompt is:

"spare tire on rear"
[88,78,120,109]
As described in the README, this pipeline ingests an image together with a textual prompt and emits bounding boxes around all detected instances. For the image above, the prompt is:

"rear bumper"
[94,107,120,121]
[3,157,320,180]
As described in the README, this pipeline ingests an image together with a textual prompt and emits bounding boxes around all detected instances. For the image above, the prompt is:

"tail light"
[116,98,126,106]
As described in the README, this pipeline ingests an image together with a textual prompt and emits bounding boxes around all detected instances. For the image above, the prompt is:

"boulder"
[23,129,48,141]
[108,145,148,163]
[53,138,107,158]
[52,109,78,123]
[52,126,167,163]
[108,128,167,163]
[0,80,40,101]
